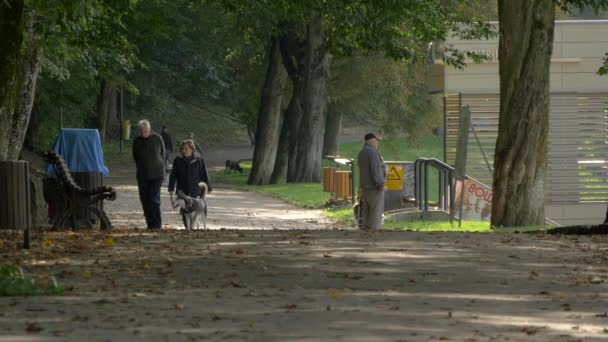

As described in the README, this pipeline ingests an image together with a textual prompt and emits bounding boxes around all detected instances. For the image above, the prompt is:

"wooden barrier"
[323,167,336,192]
[334,171,352,200]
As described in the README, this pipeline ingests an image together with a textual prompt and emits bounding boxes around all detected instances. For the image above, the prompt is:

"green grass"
[385,220,551,233]
[214,162,330,208]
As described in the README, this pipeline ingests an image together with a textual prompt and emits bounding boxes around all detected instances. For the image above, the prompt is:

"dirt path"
[102,154,332,230]
[1,153,608,341]
[2,230,608,341]
[104,184,332,230]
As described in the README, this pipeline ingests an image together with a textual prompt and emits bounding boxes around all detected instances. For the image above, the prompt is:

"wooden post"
[455,104,471,227]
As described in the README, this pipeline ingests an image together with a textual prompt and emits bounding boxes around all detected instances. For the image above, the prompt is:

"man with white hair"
[132,119,166,230]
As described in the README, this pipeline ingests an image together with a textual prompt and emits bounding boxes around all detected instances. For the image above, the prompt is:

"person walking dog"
[168,139,212,228]
[357,132,387,230]
[132,119,165,230]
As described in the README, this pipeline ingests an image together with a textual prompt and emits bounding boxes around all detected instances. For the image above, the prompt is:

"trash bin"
[334,171,352,200]
[122,120,131,140]
[323,167,336,193]
[44,128,110,229]
[0,161,31,248]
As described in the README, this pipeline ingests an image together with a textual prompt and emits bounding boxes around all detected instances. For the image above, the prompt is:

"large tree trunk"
[96,79,113,143]
[492,0,555,227]
[0,1,25,161]
[323,109,342,157]
[105,88,118,140]
[294,16,331,183]
[276,28,306,183]
[270,112,288,184]
[8,9,40,161]
[247,37,288,185]
[286,92,304,182]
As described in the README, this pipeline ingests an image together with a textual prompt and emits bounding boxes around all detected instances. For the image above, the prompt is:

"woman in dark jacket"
[168,139,212,198]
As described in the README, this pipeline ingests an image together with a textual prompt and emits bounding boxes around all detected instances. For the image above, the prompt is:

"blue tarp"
[45,128,110,176]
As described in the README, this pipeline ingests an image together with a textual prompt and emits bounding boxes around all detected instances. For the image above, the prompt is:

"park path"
[1,144,608,341]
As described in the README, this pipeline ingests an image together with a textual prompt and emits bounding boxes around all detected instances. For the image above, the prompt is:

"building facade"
[436,21,608,225]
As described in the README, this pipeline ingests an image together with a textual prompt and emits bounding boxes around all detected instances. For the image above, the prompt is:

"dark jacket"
[161,131,173,152]
[132,132,165,180]
[168,155,212,197]
[357,143,386,190]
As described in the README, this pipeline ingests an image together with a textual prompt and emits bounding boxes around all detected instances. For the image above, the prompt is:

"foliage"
[330,56,442,143]
[0,266,64,296]
[599,53,608,76]
[29,63,99,152]
[125,0,245,121]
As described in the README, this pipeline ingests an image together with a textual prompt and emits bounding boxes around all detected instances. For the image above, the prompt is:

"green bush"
[0,266,64,297]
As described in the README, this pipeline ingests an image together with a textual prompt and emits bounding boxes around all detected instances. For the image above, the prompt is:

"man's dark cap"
[364,132,381,141]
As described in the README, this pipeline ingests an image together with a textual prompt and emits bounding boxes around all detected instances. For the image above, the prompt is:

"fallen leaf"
[589,276,604,284]
[521,326,538,335]
[53,330,66,337]
[279,304,297,309]
[327,288,343,300]
[26,322,43,333]
[103,239,114,247]
[175,304,185,310]
[44,239,53,247]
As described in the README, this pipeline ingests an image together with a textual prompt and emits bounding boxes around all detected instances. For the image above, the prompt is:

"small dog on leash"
[224,160,243,174]
[172,182,208,230]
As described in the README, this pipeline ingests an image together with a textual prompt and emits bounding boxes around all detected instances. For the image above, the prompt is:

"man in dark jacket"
[132,119,165,230]
[357,132,387,230]
[161,126,173,167]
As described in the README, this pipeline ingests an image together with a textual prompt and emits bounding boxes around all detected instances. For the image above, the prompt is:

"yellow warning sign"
[386,164,403,191]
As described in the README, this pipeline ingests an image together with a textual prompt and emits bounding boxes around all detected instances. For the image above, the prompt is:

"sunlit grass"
[213,162,329,208]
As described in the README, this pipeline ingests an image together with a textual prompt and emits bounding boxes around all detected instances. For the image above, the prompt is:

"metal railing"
[414,158,459,215]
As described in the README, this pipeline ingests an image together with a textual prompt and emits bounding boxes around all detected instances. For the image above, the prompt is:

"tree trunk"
[7,9,40,161]
[286,93,303,182]
[105,88,118,140]
[270,112,287,184]
[295,16,331,182]
[96,79,113,143]
[0,1,25,161]
[277,28,306,183]
[247,37,288,185]
[492,0,555,227]
[323,109,342,157]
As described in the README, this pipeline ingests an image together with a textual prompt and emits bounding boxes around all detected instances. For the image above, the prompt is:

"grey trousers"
[360,188,384,230]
